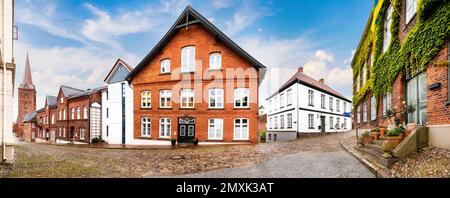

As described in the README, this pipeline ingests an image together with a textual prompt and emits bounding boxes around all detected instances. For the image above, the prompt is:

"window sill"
[139,136,152,139]
[232,139,250,142]
[207,139,224,141]
[208,69,222,72]
[159,72,171,76]
[308,127,315,129]
[179,108,195,110]
[141,107,152,110]
[158,137,171,140]
[158,108,173,110]
[207,108,225,110]
[233,107,250,110]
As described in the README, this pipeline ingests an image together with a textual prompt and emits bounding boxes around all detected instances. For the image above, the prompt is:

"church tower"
[17,53,36,135]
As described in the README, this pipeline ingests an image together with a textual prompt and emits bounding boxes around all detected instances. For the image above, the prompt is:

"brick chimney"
[298,67,304,73]
[319,78,325,83]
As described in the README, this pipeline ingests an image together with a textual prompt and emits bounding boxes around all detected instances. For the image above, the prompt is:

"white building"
[266,67,352,142]
[1,0,15,163]
[101,59,169,145]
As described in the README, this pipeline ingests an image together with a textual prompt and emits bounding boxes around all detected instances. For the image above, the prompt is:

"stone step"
[365,143,384,153]
[356,146,397,167]
[372,139,384,146]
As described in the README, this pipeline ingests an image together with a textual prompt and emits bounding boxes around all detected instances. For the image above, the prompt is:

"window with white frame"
[321,94,326,108]
[160,90,172,108]
[160,59,171,74]
[77,107,81,119]
[209,53,222,70]
[60,97,63,104]
[234,118,249,140]
[208,118,223,140]
[357,106,361,124]
[63,127,66,137]
[274,96,278,111]
[208,88,224,108]
[371,96,376,121]
[287,89,292,106]
[337,117,341,129]
[330,116,334,129]
[329,97,334,110]
[280,115,285,129]
[159,118,171,138]
[280,93,285,108]
[362,64,367,87]
[181,46,195,72]
[383,4,393,53]
[287,113,293,129]
[180,89,194,108]
[308,114,314,129]
[83,106,88,119]
[308,90,314,106]
[383,92,392,116]
[406,0,418,24]
[363,102,368,122]
[337,99,340,112]
[269,117,273,129]
[59,110,62,120]
[141,91,151,108]
[269,99,273,112]
[274,116,278,129]
[234,88,249,108]
[63,109,66,120]
[344,118,347,129]
[80,128,85,140]
[51,114,55,124]
[71,108,75,119]
[141,117,151,137]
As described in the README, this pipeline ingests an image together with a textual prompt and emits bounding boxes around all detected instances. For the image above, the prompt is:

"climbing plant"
[352,0,450,107]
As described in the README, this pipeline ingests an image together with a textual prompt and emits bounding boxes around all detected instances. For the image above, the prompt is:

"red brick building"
[36,85,104,143]
[16,54,36,138]
[22,111,37,142]
[125,6,266,144]
[352,0,449,149]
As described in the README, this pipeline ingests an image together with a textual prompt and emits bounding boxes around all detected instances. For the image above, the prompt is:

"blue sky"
[13,0,373,117]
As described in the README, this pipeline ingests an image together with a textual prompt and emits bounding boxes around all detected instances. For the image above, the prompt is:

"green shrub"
[361,131,371,138]
[91,137,105,144]
[260,130,267,140]
[386,128,401,136]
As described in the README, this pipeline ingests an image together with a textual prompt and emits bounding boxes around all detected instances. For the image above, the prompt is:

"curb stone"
[340,142,391,178]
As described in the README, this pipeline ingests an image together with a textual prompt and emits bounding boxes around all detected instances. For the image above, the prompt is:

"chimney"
[298,67,304,73]
[319,78,325,83]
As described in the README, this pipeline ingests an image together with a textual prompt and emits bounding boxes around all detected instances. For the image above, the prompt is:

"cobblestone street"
[1,132,374,178]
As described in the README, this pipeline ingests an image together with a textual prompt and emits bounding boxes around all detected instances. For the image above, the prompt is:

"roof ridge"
[61,84,85,92]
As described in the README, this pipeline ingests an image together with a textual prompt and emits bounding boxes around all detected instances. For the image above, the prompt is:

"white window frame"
[337,117,341,129]
[71,108,75,120]
[60,97,63,104]
[371,96,376,121]
[287,113,293,129]
[330,116,334,129]
[209,53,222,70]
[159,118,171,139]
[357,106,361,124]
[274,116,278,129]
[141,91,151,108]
[383,4,393,53]
[159,90,172,108]
[329,97,334,110]
[80,128,85,140]
[51,114,55,124]
[321,94,326,108]
[83,106,88,119]
[76,107,81,119]
[63,109,66,120]
[280,115,285,129]
[363,102,368,122]
[208,88,224,109]
[287,89,292,106]
[208,118,223,140]
[336,99,340,112]
[160,59,171,74]
[233,118,249,140]
[308,114,314,129]
[383,92,392,116]
[308,90,314,106]
[180,89,195,108]
[406,0,418,24]
[181,46,195,72]
[141,117,151,137]
[234,88,249,108]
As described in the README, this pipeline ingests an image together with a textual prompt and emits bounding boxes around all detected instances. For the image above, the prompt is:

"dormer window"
[209,53,222,70]
[160,59,170,74]
[181,46,195,73]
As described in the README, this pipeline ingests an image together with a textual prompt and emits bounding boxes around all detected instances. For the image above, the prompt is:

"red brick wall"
[427,40,449,125]
[17,88,36,136]
[131,24,260,144]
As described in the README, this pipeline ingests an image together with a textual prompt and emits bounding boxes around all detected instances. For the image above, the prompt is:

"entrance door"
[320,116,326,132]
[50,130,56,141]
[178,116,195,143]
[407,72,427,124]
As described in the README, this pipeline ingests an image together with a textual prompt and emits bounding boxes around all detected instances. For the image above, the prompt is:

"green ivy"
[352,0,450,106]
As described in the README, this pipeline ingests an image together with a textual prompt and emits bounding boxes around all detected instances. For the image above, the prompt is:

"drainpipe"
[2,0,7,162]
[88,94,91,144]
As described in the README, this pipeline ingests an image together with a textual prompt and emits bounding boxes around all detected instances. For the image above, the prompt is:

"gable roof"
[45,95,57,107]
[267,69,351,103]
[60,85,85,98]
[23,111,37,122]
[68,85,107,99]
[104,59,134,84]
[125,5,266,81]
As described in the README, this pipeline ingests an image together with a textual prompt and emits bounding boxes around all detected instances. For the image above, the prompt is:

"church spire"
[20,52,34,89]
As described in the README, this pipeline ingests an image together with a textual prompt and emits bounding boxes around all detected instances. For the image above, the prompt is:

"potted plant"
[193,138,199,145]
[361,131,372,145]
[379,126,386,137]
[383,128,402,151]
[171,138,177,147]
[370,127,380,140]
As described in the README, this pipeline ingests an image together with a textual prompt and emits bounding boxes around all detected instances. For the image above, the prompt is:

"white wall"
[266,83,298,132]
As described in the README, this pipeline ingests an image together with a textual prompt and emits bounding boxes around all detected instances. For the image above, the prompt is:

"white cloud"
[315,50,334,62]
[212,0,235,9]
[224,2,269,36]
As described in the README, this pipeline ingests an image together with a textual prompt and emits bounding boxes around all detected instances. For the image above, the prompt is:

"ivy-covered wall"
[352,0,450,107]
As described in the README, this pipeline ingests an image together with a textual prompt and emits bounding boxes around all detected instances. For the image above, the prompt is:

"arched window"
[71,108,75,119]
[83,106,88,119]
[77,107,81,119]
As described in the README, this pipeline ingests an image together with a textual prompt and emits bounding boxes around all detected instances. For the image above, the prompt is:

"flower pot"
[193,139,199,145]
[362,137,372,144]
[382,136,401,152]
[371,132,380,140]
[380,127,386,136]
[171,139,177,147]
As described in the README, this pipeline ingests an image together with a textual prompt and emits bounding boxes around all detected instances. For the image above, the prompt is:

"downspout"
[87,94,91,144]
[296,80,299,137]
[2,0,7,161]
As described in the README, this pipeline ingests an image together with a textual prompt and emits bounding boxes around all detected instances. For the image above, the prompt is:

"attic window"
[181,46,195,72]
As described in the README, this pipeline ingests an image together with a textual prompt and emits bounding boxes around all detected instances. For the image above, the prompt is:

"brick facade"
[129,8,264,144]
[17,87,36,136]
[353,0,449,132]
